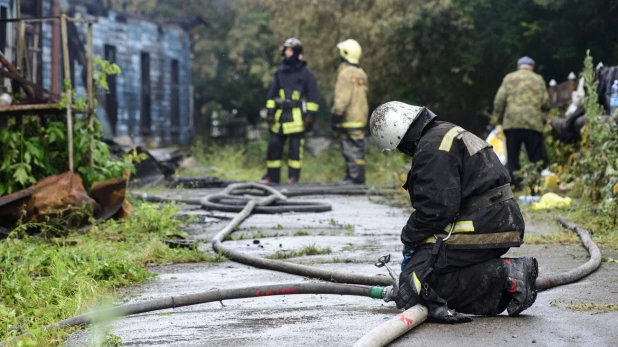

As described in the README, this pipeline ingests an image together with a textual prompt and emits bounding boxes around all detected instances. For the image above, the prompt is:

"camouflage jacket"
[492,69,550,133]
[332,63,369,130]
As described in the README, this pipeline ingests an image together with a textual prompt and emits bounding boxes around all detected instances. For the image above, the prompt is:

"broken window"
[170,58,180,138]
[104,44,118,135]
[0,6,7,54]
[140,52,151,135]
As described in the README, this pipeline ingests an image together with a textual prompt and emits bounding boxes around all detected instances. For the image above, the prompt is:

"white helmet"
[370,101,424,151]
[337,39,362,64]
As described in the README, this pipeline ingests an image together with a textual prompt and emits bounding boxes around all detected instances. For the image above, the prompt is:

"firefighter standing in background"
[332,39,369,185]
[261,38,320,184]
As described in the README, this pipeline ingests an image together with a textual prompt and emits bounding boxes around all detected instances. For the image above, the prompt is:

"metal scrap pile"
[0,171,132,239]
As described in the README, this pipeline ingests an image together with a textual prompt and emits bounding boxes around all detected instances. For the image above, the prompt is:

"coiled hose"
[205,183,392,286]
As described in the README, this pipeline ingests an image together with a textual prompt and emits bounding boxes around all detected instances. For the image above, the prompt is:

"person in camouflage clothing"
[331,39,369,185]
[492,56,550,188]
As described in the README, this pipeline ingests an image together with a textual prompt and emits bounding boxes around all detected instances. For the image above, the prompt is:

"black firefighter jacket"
[265,61,320,134]
[401,110,525,250]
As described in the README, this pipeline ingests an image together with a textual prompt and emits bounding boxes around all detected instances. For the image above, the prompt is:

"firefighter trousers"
[264,131,304,183]
[401,244,511,316]
[340,130,366,184]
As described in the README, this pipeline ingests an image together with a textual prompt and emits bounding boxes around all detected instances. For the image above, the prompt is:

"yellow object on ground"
[544,173,561,191]
[533,192,572,210]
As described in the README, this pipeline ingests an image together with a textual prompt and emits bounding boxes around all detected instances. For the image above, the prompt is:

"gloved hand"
[426,303,473,324]
[304,115,314,132]
[331,115,343,132]
[392,272,421,310]
[401,245,415,271]
[267,115,274,128]
[423,284,472,324]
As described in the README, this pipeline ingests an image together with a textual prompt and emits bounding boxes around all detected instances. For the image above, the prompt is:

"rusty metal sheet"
[89,175,129,220]
[0,172,99,228]
[0,171,132,230]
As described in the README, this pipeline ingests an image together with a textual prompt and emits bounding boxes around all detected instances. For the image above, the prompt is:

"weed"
[523,232,580,245]
[522,203,618,249]
[226,228,275,241]
[294,230,310,236]
[329,257,359,264]
[327,218,356,232]
[566,301,618,314]
[265,244,332,259]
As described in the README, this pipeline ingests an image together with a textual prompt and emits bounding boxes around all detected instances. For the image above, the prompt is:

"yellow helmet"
[337,39,362,64]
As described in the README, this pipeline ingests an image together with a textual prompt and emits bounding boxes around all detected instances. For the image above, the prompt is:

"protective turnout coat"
[401,110,525,250]
[266,61,319,134]
[332,62,369,133]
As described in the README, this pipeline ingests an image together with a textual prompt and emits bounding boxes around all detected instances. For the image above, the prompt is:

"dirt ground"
[65,188,618,347]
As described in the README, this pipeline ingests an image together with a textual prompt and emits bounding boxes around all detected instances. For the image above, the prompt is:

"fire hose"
[4,183,602,346]
[353,214,602,347]
[142,183,604,346]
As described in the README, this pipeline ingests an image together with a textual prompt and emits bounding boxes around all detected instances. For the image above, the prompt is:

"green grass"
[0,201,212,346]
[523,230,581,245]
[293,230,311,236]
[265,244,332,259]
[520,201,618,249]
[181,137,408,185]
[224,228,281,241]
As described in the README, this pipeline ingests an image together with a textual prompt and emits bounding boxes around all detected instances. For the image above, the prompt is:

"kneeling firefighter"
[262,38,320,184]
[332,39,369,184]
[371,102,538,322]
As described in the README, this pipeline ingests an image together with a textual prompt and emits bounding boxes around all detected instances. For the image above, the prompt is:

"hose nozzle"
[375,254,399,281]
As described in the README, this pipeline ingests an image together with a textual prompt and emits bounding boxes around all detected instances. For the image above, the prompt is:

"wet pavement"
[65,188,618,347]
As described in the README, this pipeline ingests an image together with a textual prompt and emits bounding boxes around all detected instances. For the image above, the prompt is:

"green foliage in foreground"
[0,202,212,346]
[1,58,126,196]
[0,117,137,196]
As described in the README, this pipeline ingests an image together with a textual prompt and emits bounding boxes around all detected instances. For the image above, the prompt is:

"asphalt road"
[65,189,618,347]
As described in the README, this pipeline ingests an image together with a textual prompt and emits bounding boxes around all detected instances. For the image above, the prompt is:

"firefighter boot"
[503,257,538,316]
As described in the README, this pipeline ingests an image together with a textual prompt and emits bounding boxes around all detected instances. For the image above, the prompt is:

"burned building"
[0,0,202,147]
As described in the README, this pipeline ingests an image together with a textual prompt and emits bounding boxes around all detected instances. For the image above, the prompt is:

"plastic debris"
[543,173,561,191]
[485,125,507,165]
[532,192,572,210]
[518,195,541,206]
